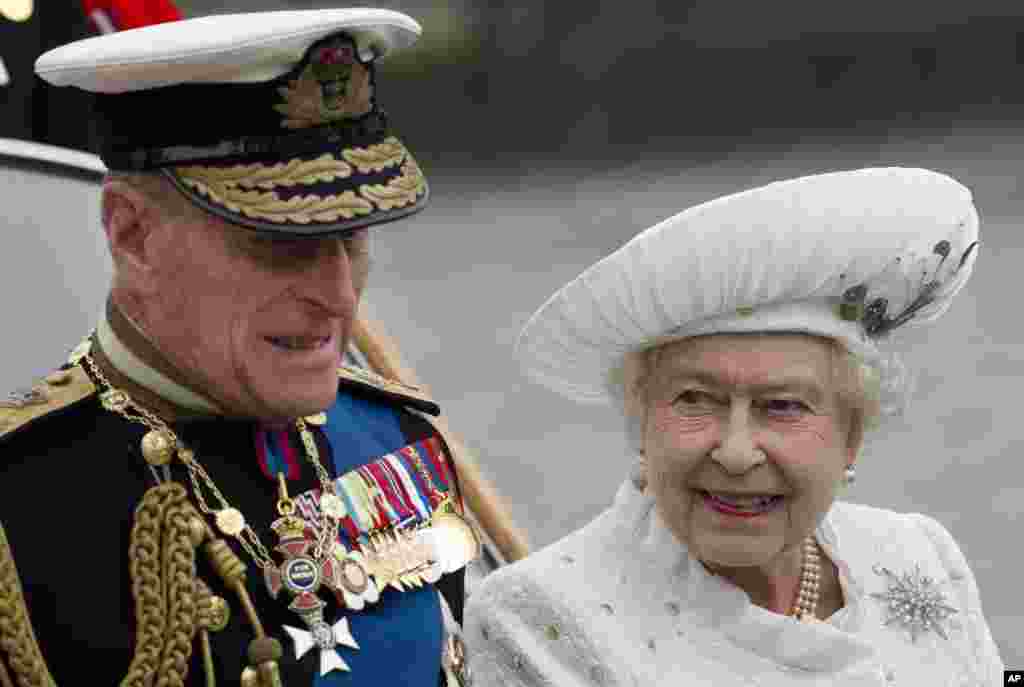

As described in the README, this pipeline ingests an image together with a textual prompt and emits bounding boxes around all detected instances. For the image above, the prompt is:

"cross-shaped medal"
[264,513,359,675]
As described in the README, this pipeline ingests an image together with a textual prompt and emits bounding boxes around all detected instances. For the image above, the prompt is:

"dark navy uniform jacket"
[0,358,465,686]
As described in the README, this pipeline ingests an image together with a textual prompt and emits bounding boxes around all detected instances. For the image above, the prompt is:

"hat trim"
[102,111,389,171]
[660,300,878,360]
[35,10,421,88]
[163,158,429,237]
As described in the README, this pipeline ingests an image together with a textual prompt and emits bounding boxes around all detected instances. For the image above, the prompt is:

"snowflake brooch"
[870,564,959,642]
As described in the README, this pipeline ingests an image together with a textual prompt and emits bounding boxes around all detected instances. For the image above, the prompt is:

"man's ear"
[102,180,162,292]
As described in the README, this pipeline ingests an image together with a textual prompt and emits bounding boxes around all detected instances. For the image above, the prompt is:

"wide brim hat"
[35,9,428,237]
[517,167,980,404]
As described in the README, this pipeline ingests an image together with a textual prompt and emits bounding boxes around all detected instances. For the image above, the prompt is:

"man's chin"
[247,383,338,421]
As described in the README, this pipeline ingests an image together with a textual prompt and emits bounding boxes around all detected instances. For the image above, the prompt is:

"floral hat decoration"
[35,8,428,237]
[517,167,979,414]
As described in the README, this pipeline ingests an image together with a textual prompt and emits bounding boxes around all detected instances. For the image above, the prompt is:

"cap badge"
[275,36,373,130]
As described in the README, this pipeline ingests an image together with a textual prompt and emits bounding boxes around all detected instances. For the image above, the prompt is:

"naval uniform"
[0,340,466,686]
[10,8,471,685]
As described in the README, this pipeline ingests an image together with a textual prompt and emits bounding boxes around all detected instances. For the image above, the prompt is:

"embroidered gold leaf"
[181,178,373,224]
[342,137,406,173]
[176,155,353,194]
[360,158,427,211]
[274,63,373,130]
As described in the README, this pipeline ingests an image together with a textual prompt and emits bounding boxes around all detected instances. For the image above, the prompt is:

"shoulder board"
[337,364,440,416]
[0,365,97,442]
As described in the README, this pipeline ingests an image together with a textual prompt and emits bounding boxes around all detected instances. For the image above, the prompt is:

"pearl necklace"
[790,535,821,620]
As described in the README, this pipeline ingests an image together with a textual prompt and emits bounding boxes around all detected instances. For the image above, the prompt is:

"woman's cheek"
[770,415,836,448]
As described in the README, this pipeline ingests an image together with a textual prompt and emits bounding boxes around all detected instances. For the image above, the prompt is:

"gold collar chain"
[81,352,342,572]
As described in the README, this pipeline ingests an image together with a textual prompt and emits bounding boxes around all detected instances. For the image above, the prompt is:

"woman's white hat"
[517,167,979,404]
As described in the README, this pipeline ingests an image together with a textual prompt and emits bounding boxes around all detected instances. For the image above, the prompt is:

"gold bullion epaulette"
[337,364,440,416]
[0,365,97,442]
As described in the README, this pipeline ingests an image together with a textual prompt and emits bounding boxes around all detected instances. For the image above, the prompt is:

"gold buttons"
[207,596,230,632]
[141,429,176,466]
[216,508,246,537]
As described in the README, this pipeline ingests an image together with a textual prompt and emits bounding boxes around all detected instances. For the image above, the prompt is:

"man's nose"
[710,405,766,475]
[301,239,358,315]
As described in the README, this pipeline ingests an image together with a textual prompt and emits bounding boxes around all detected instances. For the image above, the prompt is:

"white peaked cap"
[32,8,429,237]
[517,167,980,404]
[35,8,420,93]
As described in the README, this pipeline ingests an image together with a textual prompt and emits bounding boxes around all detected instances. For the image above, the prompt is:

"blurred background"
[3,0,1022,669]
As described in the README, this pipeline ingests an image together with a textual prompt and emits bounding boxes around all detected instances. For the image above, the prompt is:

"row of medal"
[265,435,481,614]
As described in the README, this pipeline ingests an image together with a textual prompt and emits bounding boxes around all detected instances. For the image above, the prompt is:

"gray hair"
[101,170,198,222]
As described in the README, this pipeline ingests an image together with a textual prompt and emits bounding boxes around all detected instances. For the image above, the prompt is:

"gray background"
[2,0,1022,670]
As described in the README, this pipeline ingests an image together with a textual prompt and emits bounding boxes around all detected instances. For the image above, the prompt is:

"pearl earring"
[843,465,857,485]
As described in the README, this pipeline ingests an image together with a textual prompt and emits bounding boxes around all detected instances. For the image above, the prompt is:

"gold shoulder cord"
[1,481,273,687]
[0,358,286,687]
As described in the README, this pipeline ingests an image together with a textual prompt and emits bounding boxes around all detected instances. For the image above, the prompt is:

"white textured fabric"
[34,8,420,92]
[517,167,979,404]
[465,478,1004,687]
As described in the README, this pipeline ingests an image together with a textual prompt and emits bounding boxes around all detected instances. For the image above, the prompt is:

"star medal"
[870,564,959,642]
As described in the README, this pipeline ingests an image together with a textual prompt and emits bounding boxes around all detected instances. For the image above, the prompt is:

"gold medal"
[430,512,481,574]
[362,531,401,589]
[141,429,176,466]
[337,556,370,594]
[320,492,347,519]
[361,526,437,590]
[0,0,33,23]
[216,508,247,536]
[329,542,379,610]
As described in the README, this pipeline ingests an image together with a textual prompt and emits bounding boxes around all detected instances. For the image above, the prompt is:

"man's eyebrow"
[661,367,826,400]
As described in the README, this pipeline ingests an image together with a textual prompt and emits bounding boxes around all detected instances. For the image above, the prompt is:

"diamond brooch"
[870,564,959,642]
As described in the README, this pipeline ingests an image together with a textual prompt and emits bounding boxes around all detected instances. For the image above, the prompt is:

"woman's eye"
[674,389,714,406]
[763,399,811,415]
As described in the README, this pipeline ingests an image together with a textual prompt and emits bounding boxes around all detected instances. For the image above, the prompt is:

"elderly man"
[0,9,476,687]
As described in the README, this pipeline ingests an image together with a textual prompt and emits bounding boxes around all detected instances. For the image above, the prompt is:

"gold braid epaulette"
[0,483,205,687]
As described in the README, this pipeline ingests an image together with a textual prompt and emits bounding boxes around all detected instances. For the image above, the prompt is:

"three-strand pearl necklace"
[790,535,821,620]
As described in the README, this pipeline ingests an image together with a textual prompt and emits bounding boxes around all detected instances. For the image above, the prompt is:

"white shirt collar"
[96,311,223,414]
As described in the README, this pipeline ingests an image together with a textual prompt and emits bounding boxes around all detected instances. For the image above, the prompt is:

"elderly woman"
[464,168,1004,686]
